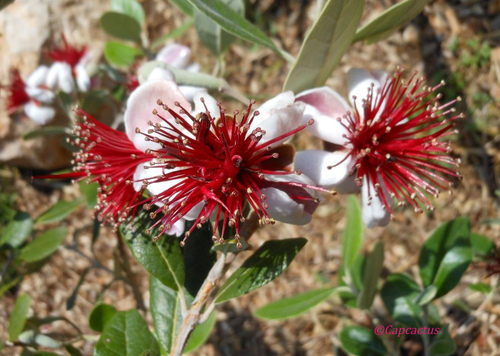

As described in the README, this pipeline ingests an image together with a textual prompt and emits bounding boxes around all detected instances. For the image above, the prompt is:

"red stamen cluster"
[48,35,87,69]
[6,70,30,113]
[334,68,462,218]
[135,98,325,247]
[38,109,152,228]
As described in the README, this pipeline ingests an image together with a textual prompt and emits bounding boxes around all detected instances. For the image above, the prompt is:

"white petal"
[155,43,191,69]
[75,65,90,92]
[25,87,55,103]
[347,68,387,108]
[261,173,319,225]
[147,67,175,82]
[193,92,220,118]
[24,103,55,125]
[46,63,62,90]
[251,91,295,128]
[124,79,191,152]
[361,176,391,228]
[179,85,206,102]
[166,219,185,237]
[26,66,49,87]
[186,63,200,73]
[294,150,359,194]
[57,63,75,94]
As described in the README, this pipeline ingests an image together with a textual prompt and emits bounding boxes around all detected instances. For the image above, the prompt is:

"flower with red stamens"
[295,67,462,227]
[47,35,91,93]
[6,70,30,113]
[124,72,328,246]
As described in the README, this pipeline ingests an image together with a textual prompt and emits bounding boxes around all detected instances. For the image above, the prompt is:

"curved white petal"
[25,87,55,104]
[156,43,191,69]
[294,150,359,194]
[166,219,186,237]
[179,85,206,102]
[347,68,387,109]
[75,65,90,92]
[186,63,200,73]
[147,67,175,82]
[57,63,75,94]
[193,92,220,119]
[261,173,319,225]
[296,87,351,145]
[24,103,55,125]
[124,79,191,152]
[26,66,49,87]
[251,91,295,128]
[46,63,62,90]
[361,176,391,228]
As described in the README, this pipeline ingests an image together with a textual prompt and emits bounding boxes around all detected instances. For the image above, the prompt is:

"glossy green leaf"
[19,227,67,263]
[416,285,438,306]
[79,181,98,208]
[342,195,364,270]
[111,0,145,25]
[353,0,428,44]
[357,241,384,309]
[35,198,85,224]
[186,0,292,61]
[419,217,472,298]
[89,303,117,332]
[23,126,70,140]
[429,326,456,356]
[95,310,160,356]
[104,41,142,67]
[9,294,31,341]
[150,276,189,353]
[381,273,421,327]
[339,326,387,356]
[471,233,496,259]
[194,0,244,55]
[283,0,364,92]
[214,238,307,303]
[254,287,336,320]
[100,12,142,43]
[469,282,492,294]
[66,267,91,310]
[0,211,33,248]
[184,311,217,353]
[170,0,194,16]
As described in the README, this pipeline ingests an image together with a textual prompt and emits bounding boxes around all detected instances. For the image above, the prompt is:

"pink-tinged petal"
[296,87,351,145]
[193,92,220,118]
[361,176,391,228]
[24,103,55,125]
[347,68,387,108]
[261,173,319,225]
[294,150,359,194]
[166,219,186,237]
[155,43,191,69]
[124,79,191,152]
[75,65,90,92]
[251,91,295,128]
[25,87,55,104]
[179,85,206,102]
[26,66,49,87]
[147,67,175,82]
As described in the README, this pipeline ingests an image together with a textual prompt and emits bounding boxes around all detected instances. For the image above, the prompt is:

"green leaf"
[283,0,364,92]
[81,89,113,116]
[184,311,217,353]
[9,294,31,341]
[353,0,428,44]
[65,345,83,356]
[418,217,472,298]
[19,227,67,263]
[58,91,72,116]
[357,241,384,309]
[339,326,387,356]
[214,238,307,303]
[342,195,364,270]
[111,0,145,25]
[170,0,195,16]
[254,287,336,320]
[89,303,117,332]
[381,273,422,327]
[66,267,91,310]
[194,0,244,55]
[151,18,195,50]
[79,181,98,208]
[36,198,85,224]
[416,285,438,306]
[100,12,142,43]
[23,126,70,140]
[185,0,292,61]
[429,326,456,356]
[34,334,61,348]
[104,41,142,67]
[471,233,496,259]
[120,211,184,291]
[469,282,492,294]
[150,276,187,353]
[95,310,160,356]
[0,211,33,248]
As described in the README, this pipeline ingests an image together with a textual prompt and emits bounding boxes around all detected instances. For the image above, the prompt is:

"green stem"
[422,304,431,356]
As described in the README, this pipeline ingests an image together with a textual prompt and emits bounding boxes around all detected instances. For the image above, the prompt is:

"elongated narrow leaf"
[170,0,195,16]
[340,326,387,356]
[100,12,142,43]
[0,211,33,248]
[111,0,145,25]
[214,238,307,303]
[36,198,85,225]
[19,227,67,263]
[353,0,428,44]
[186,0,291,60]
[342,195,363,270]
[254,287,336,320]
[9,294,31,341]
[381,273,421,327]
[357,241,384,309]
[23,126,69,140]
[120,211,184,291]
[95,310,160,356]
[419,217,472,298]
[88,303,117,332]
[66,267,91,310]
[184,311,217,353]
[284,0,364,92]
[104,41,142,67]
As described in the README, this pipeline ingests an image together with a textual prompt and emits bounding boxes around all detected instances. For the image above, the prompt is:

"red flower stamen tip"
[48,34,87,69]
[5,70,30,113]
[336,67,462,218]
[133,97,327,246]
